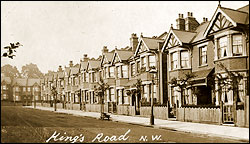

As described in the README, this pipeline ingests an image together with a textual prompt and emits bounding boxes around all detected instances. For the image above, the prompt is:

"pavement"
[24,106,249,142]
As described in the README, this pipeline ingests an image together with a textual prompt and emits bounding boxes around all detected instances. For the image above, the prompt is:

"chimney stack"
[185,12,199,32]
[69,61,73,67]
[83,54,89,62]
[176,13,185,31]
[102,46,109,54]
[58,65,63,72]
[130,33,138,52]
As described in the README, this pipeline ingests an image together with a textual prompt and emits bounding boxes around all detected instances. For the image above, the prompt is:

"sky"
[1,1,249,74]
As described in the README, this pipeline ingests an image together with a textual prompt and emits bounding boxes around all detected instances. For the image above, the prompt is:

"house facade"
[39,3,248,126]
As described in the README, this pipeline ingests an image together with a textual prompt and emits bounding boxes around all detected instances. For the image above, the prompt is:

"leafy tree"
[21,63,44,78]
[213,63,243,104]
[2,42,22,59]
[1,64,21,78]
[169,73,196,106]
[94,78,109,115]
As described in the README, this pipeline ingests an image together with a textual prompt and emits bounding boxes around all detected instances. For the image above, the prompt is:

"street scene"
[1,1,249,143]
[1,104,247,143]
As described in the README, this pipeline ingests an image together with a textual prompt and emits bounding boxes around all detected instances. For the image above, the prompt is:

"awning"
[190,68,214,86]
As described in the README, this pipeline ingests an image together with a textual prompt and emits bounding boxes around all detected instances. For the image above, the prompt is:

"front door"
[223,104,234,123]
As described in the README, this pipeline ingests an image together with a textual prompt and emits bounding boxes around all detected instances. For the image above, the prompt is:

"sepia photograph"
[1,1,249,143]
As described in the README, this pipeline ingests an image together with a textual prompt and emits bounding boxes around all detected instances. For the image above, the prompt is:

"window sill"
[198,64,208,68]
[170,68,192,72]
[214,55,248,62]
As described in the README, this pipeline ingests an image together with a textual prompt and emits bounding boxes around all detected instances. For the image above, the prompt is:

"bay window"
[171,52,178,70]
[141,57,146,68]
[105,67,109,78]
[137,61,140,73]
[110,66,114,78]
[131,63,136,76]
[117,66,121,78]
[218,36,228,58]
[232,34,242,56]
[181,50,189,68]
[149,55,156,67]
[122,65,128,78]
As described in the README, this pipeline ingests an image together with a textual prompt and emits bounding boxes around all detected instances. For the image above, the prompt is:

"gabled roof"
[101,52,114,66]
[135,37,164,56]
[192,21,210,43]
[1,77,11,84]
[57,71,64,79]
[111,49,134,64]
[162,29,196,51]
[157,32,168,40]
[87,60,100,70]
[116,50,134,61]
[48,74,53,82]
[80,61,88,71]
[204,5,249,37]
[27,78,40,86]
[171,29,196,43]
[53,72,58,79]
[12,78,26,86]
[70,67,79,75]
[64,67,70,76]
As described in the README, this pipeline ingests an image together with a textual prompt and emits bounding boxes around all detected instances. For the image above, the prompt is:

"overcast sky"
[1,1,249,74]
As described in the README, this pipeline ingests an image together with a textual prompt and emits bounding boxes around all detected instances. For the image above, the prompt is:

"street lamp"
[149,68,157,125]
[51,84,57,111]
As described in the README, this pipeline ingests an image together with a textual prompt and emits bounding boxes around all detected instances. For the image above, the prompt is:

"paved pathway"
[25,106,249,141]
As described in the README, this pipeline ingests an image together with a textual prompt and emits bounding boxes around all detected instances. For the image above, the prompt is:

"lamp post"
[149,68,157,125]
[51,84,57,111]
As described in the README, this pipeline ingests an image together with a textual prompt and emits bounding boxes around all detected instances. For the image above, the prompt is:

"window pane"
[149,55,156,67]
[218,36,227,58]
[131,63,135,76]
[181,51,189,68]
[110,67,114,77]
[199,46,207,65]
[171,52,178,70]
[232,35,242,56]
[122,65,128,78]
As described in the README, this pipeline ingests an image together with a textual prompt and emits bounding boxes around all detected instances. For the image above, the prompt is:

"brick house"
[1,76,12,101]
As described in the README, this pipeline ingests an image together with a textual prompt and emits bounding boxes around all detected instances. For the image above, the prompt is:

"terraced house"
[39,3,248,127]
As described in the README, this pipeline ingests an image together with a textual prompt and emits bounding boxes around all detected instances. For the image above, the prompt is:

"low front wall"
[85,104,101,112]
[177,107,220,124]
[117,105,135,116]
[140,106,168,120]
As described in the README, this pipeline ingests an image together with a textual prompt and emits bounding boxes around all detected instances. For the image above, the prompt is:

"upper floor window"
[2,85,6,90]
[141,57,146,68]
[117,66,121,78]
[137,61,140,73]
[86,72,89,82]
[199,46,207,66]
[131,63,136,77]
[232,34,242,56]
[110,66,114,78]
[181,50,189,68]
[23,87,26,92]
[122,65,128,78]
[171,52,178,70]
[35,87,39,92]
[15,87,19,92]
[149,55,156,68]
[27,87,31,92]
[105,67,109,78]
[218,36,228,58]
